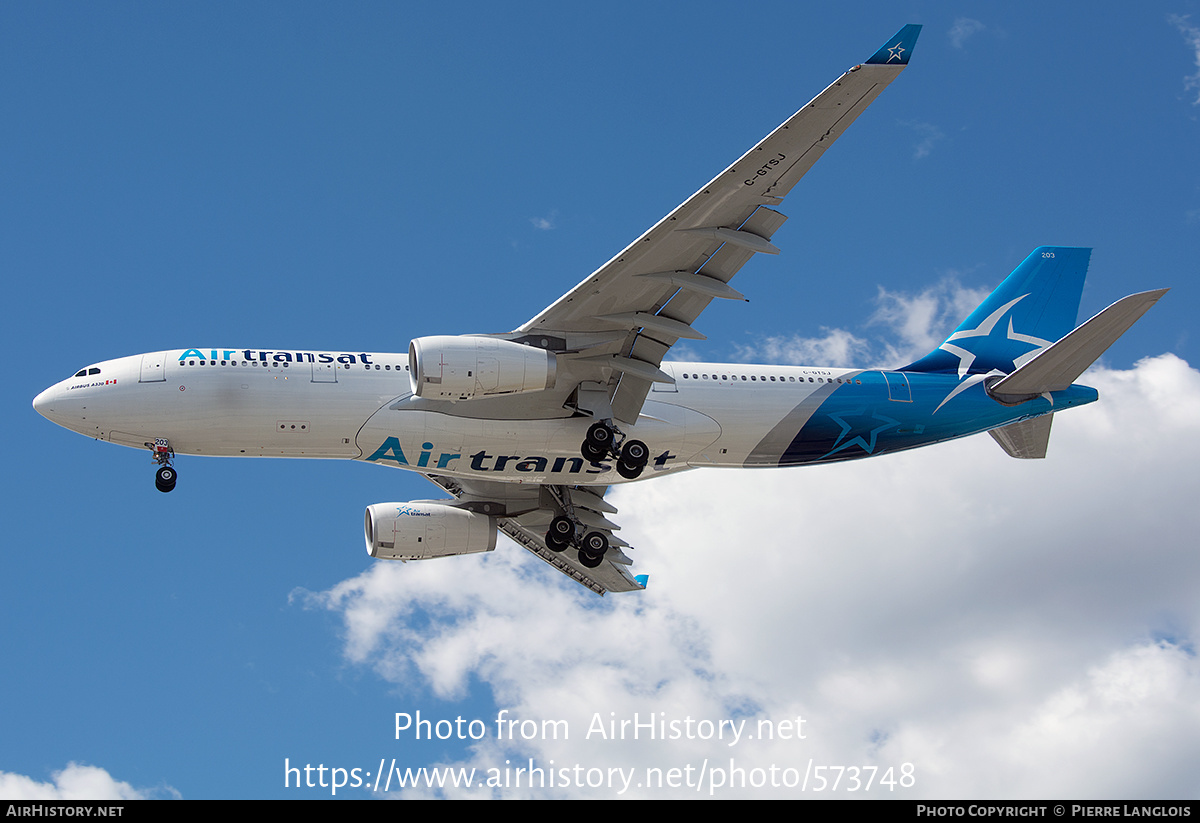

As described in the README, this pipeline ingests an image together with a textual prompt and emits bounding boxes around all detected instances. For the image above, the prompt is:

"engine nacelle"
[409,335,555,401]
[364,501,497,561]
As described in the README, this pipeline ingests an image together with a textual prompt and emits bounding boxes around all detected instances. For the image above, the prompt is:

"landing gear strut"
[147,438,177,493]
[580,420,650,479]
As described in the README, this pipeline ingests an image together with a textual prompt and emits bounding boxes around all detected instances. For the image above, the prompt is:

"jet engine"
[365,501,497,561]
[408,336,555,401]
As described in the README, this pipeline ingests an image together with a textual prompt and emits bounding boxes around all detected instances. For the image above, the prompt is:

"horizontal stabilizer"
[988,289,1167,402]
[989,414,1054,459]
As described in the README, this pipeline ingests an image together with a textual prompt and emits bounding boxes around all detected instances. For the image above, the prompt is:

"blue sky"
[3,2,1199,799]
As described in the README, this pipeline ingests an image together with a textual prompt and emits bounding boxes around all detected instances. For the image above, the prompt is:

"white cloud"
[0,762,176,800]
[949,18,985,50]
[530,210,558,230]
[732,327,872,368]
[869,277,992,366]
[734,277,991,369]
[664,341,704,363]
[1169,14,1200,105]
[901,120,945,160]
[305,353,1200,798]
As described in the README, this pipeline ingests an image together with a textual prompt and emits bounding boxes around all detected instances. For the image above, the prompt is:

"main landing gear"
[147,438,177,493]
[545,515,610,569]
[580,420,649,480]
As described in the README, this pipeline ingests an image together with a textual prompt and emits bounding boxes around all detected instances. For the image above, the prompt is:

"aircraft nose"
[33,385,59,419]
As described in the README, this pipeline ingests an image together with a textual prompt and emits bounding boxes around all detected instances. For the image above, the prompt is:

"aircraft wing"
[516,24,921,424]
[423,474,644,595]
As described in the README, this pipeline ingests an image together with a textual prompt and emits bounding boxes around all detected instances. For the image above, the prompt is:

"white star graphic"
[938,294,1054,378]
[887,43,906,62]
[931,293,1057,414]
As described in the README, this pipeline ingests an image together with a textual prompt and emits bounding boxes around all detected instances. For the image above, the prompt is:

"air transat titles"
[178,349,374,364]
[365,436,678,475]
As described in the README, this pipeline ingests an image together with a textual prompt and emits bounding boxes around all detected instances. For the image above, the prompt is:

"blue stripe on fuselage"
[776,371,1097,465]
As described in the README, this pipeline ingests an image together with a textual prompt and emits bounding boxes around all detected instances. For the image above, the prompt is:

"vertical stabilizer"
[904,247,1090,376]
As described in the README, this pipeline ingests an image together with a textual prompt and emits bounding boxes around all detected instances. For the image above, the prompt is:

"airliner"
[32,25,1165,595]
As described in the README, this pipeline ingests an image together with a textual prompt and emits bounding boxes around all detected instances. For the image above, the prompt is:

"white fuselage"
[32,348,865,484]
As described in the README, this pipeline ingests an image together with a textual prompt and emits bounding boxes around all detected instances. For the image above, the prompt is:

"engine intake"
[409,336,555,401]
[365,501,498,561]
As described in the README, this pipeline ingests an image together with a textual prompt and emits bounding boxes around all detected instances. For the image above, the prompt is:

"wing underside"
[423,474,644,595]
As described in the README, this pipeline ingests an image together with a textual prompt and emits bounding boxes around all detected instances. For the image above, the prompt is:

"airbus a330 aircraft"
[33,25,1166,595]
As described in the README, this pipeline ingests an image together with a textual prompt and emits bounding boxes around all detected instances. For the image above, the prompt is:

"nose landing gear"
[146,438,177,493]
[155,465,177,493]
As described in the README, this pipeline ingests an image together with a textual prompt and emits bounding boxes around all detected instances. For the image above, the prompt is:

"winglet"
[866,24,922,65]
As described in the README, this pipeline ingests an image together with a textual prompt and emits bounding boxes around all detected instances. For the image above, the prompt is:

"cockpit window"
[73,367,101,378]
[89,367,100,375]
[75,369,86,377]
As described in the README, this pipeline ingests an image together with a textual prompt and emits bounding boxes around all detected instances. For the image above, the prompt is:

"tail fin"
[904,246,1091,377]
